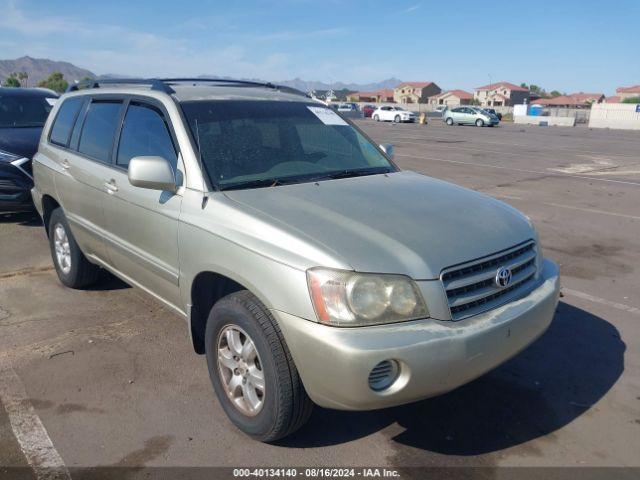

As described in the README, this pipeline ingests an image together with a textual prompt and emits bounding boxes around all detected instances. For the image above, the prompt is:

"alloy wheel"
[217,325,265,416]
[53,223,71,274]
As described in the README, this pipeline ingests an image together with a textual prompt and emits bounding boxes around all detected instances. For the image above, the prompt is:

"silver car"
[32,78,559,441]
[444,106,500,127]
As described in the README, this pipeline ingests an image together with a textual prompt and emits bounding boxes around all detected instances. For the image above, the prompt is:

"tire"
[394,115,401,123]
[373,114,379,122]
[476,118,484,127]
[205,290,313,442]
[48,208,100,288]
[445,117,454,126]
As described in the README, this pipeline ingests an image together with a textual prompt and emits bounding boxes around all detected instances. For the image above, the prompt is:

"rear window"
[50,98,83,146]
[78,101,122,163]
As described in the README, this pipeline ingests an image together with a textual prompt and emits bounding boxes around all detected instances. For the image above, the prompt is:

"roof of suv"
[64,78,312,104]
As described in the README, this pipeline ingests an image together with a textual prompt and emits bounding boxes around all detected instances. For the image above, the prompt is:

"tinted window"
[49,97,83,146]
[117,104,177,169]
[78,101,122,162]
[0,94,55,128]
[181,100,394,190]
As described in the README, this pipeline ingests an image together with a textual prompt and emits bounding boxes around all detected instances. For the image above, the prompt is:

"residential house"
[474,81,529,106]
[604,96,621,104]
[347,89,395,103]
[533,92,604,108]
[429,89,473,107]
[615,85,640,101]
[393,82,441,104]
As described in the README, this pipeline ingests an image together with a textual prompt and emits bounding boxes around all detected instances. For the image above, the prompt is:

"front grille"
[0,178,19,192]
[441,241,538,321]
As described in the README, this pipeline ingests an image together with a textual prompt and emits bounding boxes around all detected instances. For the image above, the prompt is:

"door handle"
[104,179,118,193]
[61,159,70,170]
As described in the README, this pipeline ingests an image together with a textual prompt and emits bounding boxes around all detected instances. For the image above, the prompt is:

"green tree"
[17,71,28,88]
[550,90,562,97]
[37,72,68,93]
[622,96,640,104]
[2,73,21,87]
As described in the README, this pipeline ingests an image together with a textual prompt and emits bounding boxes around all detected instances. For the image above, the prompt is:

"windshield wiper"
[305,167,392,182]
[219,178,283,191]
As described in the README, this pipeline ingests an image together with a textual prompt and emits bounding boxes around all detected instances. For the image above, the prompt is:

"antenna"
[194,119,209,209]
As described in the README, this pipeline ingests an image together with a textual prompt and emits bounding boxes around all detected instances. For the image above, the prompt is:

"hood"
[224,171,535,279]
[0,127,43,159]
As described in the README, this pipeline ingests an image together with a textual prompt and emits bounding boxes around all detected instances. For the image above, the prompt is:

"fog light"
[368,360,399,391]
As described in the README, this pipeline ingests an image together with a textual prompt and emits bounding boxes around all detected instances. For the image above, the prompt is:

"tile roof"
[604,96,621,103]
[435,89,473,100]
[616,85,640,94]
[475,81,529,92]
[396,81,434,89]
[532,92,603,106]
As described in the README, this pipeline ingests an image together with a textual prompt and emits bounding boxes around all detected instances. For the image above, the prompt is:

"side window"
[78,101,122,163]
[49,97,83,147]
[116,104,177,169]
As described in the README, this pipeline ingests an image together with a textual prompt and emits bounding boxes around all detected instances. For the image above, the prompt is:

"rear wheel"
[445,117,454,126]
[205,290,313,442]
[373,114,379,122]
[476,118,484,127]
[48,208,100,288]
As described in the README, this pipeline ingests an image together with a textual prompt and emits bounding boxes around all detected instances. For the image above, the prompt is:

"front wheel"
[476,118,484,127]
[205,290,313,442]
[48,208,100,288]
[445,117,454,126]
[394,115,401,123]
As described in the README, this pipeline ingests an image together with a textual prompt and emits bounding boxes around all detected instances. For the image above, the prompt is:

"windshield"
[181,100,396,191]
[0,94,54,128]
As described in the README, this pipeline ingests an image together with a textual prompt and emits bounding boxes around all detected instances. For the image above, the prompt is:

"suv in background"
[32,78,559,442]
[0,87,58,212]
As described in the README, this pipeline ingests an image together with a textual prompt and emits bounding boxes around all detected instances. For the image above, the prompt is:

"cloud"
[0,0,87,35]
[402,3,421,14]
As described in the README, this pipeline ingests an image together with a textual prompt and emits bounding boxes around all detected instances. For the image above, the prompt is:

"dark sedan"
[0,87,58,212]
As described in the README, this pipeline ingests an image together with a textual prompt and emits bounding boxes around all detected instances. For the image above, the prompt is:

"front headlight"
[307,268,429,326]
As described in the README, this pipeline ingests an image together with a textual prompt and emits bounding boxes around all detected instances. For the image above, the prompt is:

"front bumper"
[275,259,560,410]
[0,162,34,212]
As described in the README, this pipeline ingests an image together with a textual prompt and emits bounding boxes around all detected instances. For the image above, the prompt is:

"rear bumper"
[275,259,560,410]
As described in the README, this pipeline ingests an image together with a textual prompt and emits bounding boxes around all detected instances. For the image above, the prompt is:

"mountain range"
[0,56,402,92]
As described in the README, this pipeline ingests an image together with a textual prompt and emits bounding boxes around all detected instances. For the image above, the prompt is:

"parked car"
[372,105,416,123]
[444,106,499,127]
[336,103,362,119]
[0,87,59,212]
[483,108,503,121]
[362,104,376,118]
[32,79,559,442]
[434,105,447,115]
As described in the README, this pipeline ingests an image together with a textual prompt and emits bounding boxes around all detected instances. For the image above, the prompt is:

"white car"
[372,106,416,123]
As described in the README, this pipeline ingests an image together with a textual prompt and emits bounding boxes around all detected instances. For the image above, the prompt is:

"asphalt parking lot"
[1,119,639,477]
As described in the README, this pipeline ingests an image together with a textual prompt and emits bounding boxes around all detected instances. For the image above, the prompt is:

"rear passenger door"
[51,97,123,263]
[101,99,183,310]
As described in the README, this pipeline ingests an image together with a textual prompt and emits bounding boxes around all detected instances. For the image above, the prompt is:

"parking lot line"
[492,195,640,221]
[395,153,640,187]
[0,359,70,480]
[563,288,640,315]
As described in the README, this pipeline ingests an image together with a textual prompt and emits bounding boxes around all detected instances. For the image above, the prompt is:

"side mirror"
[380,143,395,160]
[128,156,176,192]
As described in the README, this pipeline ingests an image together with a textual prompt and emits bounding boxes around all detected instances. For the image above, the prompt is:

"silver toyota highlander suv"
[32,78,560,442]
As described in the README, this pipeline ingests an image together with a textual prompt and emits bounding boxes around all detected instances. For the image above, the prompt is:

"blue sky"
[1,0,638,94]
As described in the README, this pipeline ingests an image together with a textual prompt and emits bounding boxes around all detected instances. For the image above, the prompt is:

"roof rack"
[65,77,309,98]
[66,78,174,93]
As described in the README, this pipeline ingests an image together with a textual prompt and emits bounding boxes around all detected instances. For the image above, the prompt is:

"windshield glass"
[0,94,54,128]
[181,100,395,190]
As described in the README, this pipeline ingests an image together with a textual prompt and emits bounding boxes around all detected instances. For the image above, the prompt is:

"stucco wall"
[588,103,640,130]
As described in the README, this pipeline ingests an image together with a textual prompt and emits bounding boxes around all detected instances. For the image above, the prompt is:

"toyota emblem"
[495,266,512,288]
